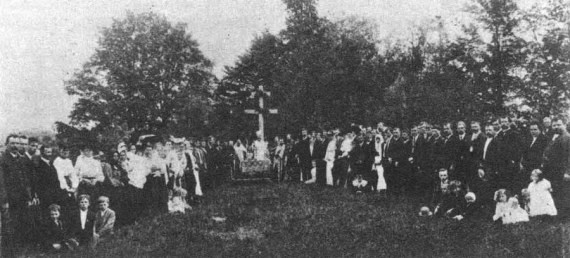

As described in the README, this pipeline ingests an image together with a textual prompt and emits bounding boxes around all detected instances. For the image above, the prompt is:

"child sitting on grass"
[453,192,480,221]
[527,169,557,217]
[168,186,191,213]
[493,189,510,224]
[352,174,369,194]
[93,196,116,248]
[444,180,465,218]
[41,204,77,252]
[469,168,493,213]
[503,196,529,224]
[433,184,453,217]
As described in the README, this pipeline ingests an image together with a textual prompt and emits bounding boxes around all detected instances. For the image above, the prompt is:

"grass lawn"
[49,182,570,257]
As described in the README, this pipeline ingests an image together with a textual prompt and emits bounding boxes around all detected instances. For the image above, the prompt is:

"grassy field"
[48,182,570,257]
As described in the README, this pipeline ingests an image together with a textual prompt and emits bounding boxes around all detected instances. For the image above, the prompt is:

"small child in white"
[527,169,557,217]
[503,197,529,224]
[168,187,191,214]
[352,174,368,194]
[493,189,509,224]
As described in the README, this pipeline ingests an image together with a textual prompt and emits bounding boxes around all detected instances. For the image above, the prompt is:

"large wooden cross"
[244,85,277,141]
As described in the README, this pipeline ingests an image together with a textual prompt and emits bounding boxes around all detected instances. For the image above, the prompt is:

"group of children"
[42,195,116,252]
[420,169,557,224]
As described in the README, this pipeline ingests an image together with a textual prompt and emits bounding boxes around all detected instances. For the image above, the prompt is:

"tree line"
[63,0,570,143]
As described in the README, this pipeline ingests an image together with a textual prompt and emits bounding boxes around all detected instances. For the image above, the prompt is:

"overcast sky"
[1,0,541,137]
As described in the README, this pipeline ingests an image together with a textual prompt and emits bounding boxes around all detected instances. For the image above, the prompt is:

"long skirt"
[144,175,168,214]
[375,165,386,191]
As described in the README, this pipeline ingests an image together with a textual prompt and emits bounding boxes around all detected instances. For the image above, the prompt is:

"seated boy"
[94,196,116,247]
[41,204,77,252]
[68,194,96,248]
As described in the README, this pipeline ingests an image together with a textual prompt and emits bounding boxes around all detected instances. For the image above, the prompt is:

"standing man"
[480,124,501,190]
[543,116,555,141]
[386,128,406,195]
[496,116,522,191]
[441,123,459,176]
[36,146,61,212]
[468,121,486,184]
[0,135,32,255]
[543,116,570,218]
[455,121,470,184]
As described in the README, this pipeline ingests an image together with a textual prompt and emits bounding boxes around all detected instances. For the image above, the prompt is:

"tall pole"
[259,85,265,141]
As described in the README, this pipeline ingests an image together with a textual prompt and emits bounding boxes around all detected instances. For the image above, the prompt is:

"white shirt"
[340,137,353,157]
[324,139,337,162]
[530,137,537,147]
[80,209,88,230]
[124,155,150,189]
[75,155,104,182]
[483,138,493,160]
[471,132,480,141]
[233,145,247,162]
[53,157,79,191]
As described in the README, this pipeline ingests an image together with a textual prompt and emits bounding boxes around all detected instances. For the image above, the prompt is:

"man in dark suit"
[386,128,407,195]
[441,123,459,177]
[1,135,33,254]
[480,124,501,190]
[495,116,522,191]
[543,116,570,217]
[411,125,430,200]
[468,121,486,183]
[454,121,470,184]
[543,116,555,142]
[21,137,40,205]
[521,122,548,175]
[302,134,324,184]
[36,146,62,212]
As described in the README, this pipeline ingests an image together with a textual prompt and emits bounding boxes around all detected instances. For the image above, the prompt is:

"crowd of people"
[1,114,570,255]
[265,115,570,224]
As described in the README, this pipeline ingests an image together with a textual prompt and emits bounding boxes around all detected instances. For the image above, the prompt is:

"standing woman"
[144,143,169,214]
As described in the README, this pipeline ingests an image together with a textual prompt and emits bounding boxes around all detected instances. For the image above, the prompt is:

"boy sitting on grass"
[41,204,78,252]
[93,196,116,247]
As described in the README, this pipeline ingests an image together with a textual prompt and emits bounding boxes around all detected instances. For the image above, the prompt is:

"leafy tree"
[65,12,214,135]
[521,0,570,118]
[463,0,527,115]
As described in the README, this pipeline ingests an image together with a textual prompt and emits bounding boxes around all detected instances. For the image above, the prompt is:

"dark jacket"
[41,218,69,250]
[0,152,31,205]
[68,209,96,245]
[36,158,62,208]
[521,134,548,169]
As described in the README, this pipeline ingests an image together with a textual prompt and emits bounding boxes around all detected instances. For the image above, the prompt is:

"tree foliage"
[217,0,570,133]
[65,12,214,136]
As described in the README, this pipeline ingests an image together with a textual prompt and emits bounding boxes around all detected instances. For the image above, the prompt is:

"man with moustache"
[20,137,40,207]
[1,135,33,255]
[543,116,570,218]
[454,121,470,184]
[467,121,486,183]
[520,121,548,188]
[496,116,522,191]
[385,128,407,195]
[480,124,501,189]
[543,116,555,142]
[441,123,459,176]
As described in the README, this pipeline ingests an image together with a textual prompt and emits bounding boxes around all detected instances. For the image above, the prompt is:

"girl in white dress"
[503,197,529,224]
[527,169,557,217]
[493,189,510,223]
